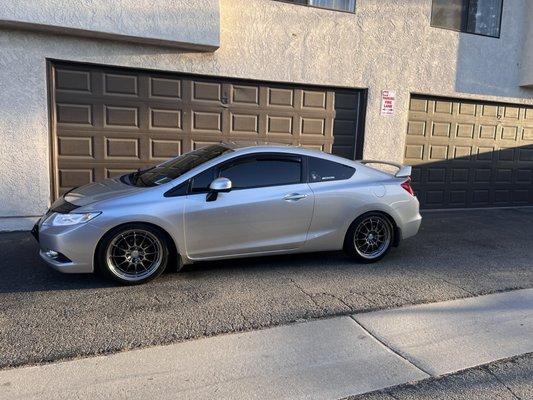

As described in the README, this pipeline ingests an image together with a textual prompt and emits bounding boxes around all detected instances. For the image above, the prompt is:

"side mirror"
[209,177,232,192]
[206,177,232,202]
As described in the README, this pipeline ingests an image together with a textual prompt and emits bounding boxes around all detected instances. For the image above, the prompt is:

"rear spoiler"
[358,160,412,178]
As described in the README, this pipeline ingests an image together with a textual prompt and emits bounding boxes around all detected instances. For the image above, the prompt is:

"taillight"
[401,178,415,196]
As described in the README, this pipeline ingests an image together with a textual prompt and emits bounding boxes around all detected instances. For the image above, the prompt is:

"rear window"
[308,157,355,183]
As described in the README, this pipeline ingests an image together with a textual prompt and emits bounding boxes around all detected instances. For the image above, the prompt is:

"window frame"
[273,0,356,14]
[430,0,504,39]
[183,152,306,194]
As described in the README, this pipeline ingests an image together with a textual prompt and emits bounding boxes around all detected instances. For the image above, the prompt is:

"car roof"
[221,141,358,166]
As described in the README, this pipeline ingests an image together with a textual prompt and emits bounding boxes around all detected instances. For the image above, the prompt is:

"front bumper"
[32,219,104,273]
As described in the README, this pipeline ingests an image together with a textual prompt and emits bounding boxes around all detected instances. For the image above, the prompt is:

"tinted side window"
[220,157,301,189]
[308,157,355,183]
[164,181,188,197]
[190,167,215,193]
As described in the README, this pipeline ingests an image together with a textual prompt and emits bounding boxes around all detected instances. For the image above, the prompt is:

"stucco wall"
[1,0,532,230]
[0,0,220,50]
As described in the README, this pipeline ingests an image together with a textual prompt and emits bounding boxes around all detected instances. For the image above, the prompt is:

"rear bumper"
[32,220,104,273]
[400,213,422,240]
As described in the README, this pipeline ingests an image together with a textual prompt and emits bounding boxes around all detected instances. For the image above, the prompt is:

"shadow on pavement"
[0,232,113,293]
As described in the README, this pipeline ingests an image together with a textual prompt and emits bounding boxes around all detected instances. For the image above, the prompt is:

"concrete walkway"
[0,289,531,400]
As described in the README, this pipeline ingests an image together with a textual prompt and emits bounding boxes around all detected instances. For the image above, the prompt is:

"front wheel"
[344,213,394,263]
[97,223,169,284]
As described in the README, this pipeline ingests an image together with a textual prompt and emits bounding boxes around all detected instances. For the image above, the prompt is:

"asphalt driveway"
[0,208,532,369]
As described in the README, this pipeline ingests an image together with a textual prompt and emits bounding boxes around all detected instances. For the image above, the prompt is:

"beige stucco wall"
[1,0,532,230]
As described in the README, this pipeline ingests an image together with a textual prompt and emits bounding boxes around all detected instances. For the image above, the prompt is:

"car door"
[305,156,359,246]
[183,153,314,259]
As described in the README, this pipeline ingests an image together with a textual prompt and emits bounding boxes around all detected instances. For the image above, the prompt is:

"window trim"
[430,0,504,39]
[217,153,305,191]
[273,0,356,14]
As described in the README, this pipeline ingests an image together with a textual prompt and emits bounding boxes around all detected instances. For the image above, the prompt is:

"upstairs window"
[277,0,356,13]
[431,0,503,38]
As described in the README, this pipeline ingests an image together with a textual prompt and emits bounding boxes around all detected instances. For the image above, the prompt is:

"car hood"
[64,178,144,207]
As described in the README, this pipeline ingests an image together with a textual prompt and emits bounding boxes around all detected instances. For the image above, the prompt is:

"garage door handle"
[284,193,308,201]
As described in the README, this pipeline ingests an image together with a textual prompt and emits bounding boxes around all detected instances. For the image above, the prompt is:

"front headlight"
[43,212,101,226]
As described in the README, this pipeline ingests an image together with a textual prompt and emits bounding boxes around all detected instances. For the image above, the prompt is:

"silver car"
[32,143,421,284]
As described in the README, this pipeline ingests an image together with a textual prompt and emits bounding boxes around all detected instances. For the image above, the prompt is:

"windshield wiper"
[130,166,156,187]
[131,168,142,185]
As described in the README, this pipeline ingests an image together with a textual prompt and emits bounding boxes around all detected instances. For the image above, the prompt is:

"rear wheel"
[344,213,394,263]
[97,223,169,284]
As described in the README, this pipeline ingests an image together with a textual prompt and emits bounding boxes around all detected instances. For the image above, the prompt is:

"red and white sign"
[380,90,396,116]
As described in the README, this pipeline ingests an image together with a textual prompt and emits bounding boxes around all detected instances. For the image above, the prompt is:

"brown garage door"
[405,95,533,209]
[50,62,365,198]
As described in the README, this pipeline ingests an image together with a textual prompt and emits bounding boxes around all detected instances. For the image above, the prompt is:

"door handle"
[284,193,308,201]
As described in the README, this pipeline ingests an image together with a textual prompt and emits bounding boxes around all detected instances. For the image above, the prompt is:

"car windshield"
[128,144,233,187]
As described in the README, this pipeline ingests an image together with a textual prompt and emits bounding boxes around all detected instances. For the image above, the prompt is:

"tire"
[96,223,169,285]
[344,212,394,263]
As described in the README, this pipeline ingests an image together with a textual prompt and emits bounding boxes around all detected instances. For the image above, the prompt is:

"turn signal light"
[401,178,415,196]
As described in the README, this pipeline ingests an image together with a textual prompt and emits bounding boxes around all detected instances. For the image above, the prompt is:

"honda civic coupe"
[32,143,421,284]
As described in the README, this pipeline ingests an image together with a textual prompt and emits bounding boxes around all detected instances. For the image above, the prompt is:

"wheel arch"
[93,221,180,273]
[343,210,401,250]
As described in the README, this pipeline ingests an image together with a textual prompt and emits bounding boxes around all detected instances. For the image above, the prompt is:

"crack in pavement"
[485,367,522,400]
[313,292,353,311]
[350,289,407,304]
[286,277,356,312]
[287,277,321,309]
[424,273,476,297]
[348,315,433,378]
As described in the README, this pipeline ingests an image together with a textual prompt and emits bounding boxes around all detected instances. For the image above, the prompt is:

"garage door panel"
[434,100,453,114]
[230,113,259,133]
[103,73,139,97]
[56,69,92,93]
[430,122,452,137]
[522,128,533,141]
[406,95,533,208]
[149,77,182,99]
[267,88,294,107]
[57,136,94,158]
[406,120,426,136]
[302,90,327,109]
[56,103,93,126]
[458,103,476,116]
[104,137,140,159]
[58,168,94,189]
[150,108,182,130]
[231,85,260,105]
[150,139,182,160]
[104,106,139,128]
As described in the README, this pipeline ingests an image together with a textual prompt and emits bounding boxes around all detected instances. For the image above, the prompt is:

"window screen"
[309,0,355,12]
[431,0,503,38]
[276,0,355,13]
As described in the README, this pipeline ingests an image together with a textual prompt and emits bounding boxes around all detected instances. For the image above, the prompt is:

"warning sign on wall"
[380,90,396,116]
